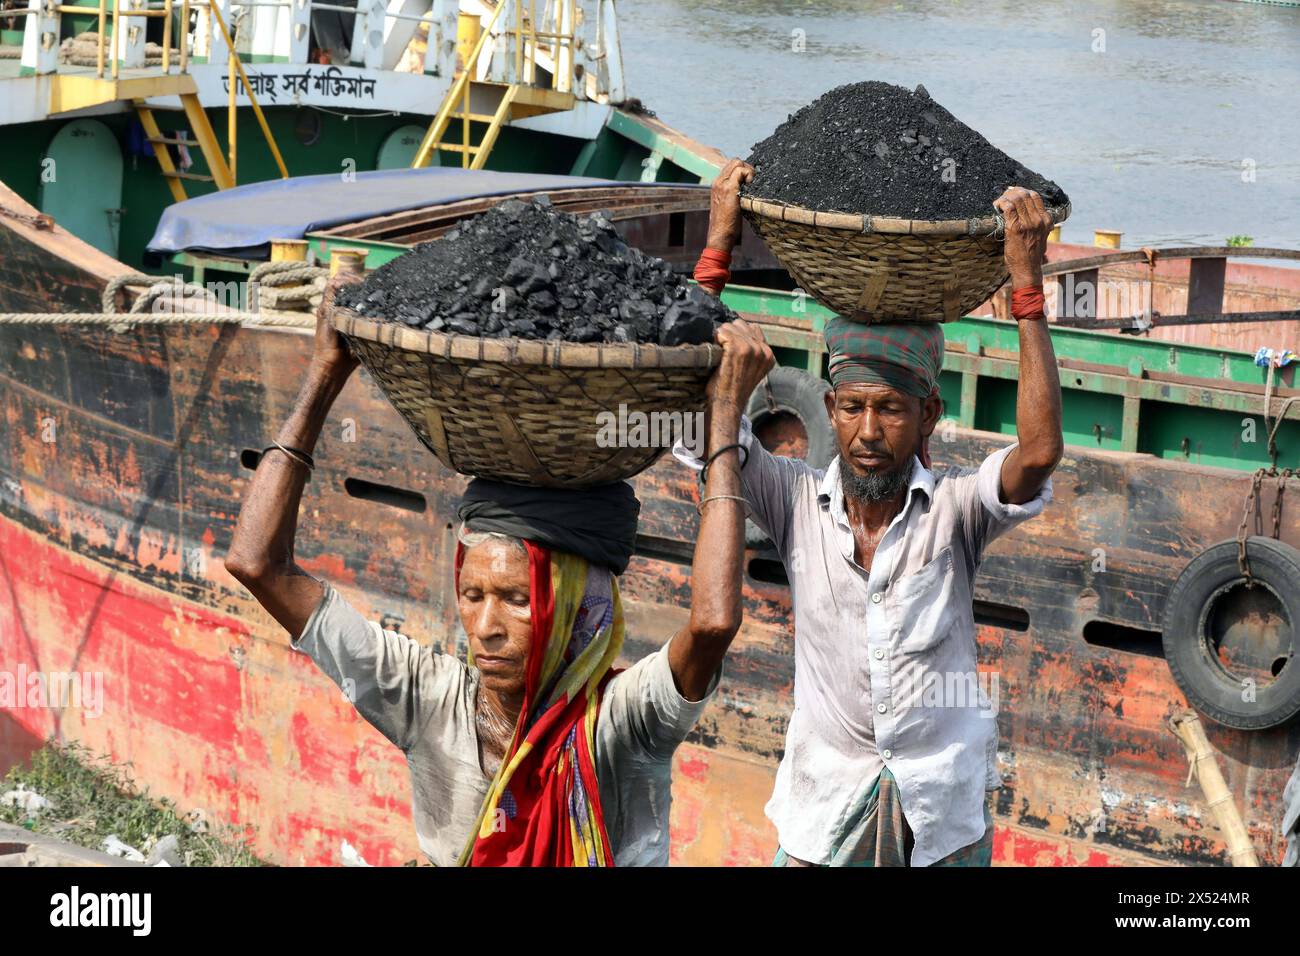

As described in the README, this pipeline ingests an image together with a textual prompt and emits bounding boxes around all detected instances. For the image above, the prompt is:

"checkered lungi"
[772,768,994,867]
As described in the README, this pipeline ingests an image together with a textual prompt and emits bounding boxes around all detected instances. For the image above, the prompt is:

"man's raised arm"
[993,187,1064,505]
[693,158,754,296]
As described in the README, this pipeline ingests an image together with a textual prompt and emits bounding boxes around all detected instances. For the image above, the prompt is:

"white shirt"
[674,416,1051,865]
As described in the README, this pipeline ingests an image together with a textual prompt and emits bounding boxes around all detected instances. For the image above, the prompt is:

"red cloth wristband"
[694,247,732,296]
[1011,285,1046,321]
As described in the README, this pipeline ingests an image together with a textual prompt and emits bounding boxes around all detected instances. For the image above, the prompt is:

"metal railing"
[505,0,578,91]
[2,0,194,79]
[7,0,589,83]
[7,0,287,185]
[411,0,579,168]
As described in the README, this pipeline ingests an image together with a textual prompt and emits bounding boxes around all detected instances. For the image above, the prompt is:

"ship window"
[1082,619,1164,658]
[632,533,694,565]
[747,557,788,586]
[668,212,686,248]
[974,601,1030,632]
[344,477,426,513]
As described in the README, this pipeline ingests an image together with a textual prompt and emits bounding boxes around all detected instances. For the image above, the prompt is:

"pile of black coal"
[335,198,734,346]
[744,81,1068,220]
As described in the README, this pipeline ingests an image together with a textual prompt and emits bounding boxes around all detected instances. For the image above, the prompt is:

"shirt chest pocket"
[888,546,959,654]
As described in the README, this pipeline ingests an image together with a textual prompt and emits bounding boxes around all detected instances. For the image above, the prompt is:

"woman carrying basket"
[224,278,776,866]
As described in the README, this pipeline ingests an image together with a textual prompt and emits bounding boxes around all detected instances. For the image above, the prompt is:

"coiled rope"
[249,261,328,312]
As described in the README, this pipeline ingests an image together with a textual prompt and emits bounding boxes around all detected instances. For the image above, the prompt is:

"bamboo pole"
[180,0,188,72]
[1168,711,1260,866]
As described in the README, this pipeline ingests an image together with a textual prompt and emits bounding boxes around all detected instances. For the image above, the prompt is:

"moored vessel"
[1,0,1299,867]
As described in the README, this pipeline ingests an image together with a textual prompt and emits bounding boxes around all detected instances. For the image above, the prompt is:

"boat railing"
[409,0,589,169]
[1035,245,1300,333]
[4,0,290,189]
[7,0,622,100]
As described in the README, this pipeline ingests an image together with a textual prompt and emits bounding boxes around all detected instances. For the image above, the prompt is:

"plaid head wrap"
[824,317,946,469]
[824,317,945,398]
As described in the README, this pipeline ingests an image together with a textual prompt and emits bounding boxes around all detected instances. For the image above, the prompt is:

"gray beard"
[840,455,914,503]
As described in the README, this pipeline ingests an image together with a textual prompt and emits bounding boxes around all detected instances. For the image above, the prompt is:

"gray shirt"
[674,417,1051,866]
[292,582,719,866]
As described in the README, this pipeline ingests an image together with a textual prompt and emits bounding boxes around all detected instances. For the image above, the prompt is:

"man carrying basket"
[679,158,1065,867]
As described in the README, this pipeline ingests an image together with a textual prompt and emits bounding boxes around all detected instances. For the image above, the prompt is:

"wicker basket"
[740,196,1071,323]
[333,308,721,488]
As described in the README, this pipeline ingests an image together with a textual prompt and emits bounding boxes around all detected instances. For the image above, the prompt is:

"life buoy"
[1162,536,1300,730]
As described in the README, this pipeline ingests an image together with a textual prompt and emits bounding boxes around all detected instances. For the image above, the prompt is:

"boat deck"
[0,54,173,83]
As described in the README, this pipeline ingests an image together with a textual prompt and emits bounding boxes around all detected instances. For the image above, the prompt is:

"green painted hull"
[723,283,1299,475]
[0,104,706,276]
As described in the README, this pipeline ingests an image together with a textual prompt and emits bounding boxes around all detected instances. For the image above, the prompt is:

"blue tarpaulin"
[147,167,701,259]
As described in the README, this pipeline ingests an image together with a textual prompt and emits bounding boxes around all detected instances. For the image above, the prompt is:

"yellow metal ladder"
[45,0,273,200]
[416,81,521,171]
[135,96,235,202]
[412,2,576,170]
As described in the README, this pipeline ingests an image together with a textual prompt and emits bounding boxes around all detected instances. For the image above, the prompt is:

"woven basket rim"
[739,194,1071,237]
[332,307,722,369]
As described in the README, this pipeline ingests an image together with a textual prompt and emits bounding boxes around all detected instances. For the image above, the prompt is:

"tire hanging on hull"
[698,366,835,551]
[1162,536,1300,730]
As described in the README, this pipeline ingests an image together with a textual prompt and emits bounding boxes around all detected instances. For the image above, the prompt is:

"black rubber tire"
[698,366,834,550]
[1162,536,1300,730]
[746,366,837,472]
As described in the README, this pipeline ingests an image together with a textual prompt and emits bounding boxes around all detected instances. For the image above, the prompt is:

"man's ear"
[823,387,836,423]
[919,391,944,437]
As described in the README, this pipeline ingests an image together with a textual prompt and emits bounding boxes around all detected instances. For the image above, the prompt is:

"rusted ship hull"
[1,186,1298,867]
[2,314,1296,867]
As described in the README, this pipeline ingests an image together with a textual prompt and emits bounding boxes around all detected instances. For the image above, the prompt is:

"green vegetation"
[1,740,264,866]
[1226,235,1255,247]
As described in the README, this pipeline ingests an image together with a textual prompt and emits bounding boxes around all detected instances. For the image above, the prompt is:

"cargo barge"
[2,0,1299,866]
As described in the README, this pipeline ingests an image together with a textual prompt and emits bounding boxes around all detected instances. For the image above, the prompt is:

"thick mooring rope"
[0,267,326,329]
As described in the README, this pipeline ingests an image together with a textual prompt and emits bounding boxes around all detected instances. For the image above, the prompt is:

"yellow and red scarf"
[454,539,625,866]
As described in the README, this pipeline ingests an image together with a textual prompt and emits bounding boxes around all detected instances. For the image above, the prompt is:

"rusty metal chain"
[1270,468,1293,539]
[1237,468,1265,585]
[1238,466,1294,584]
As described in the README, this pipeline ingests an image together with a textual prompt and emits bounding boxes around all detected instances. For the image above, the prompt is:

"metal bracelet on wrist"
[264,440,315,471]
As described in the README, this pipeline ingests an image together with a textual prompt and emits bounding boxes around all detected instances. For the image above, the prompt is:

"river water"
[618,0,1300,249]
